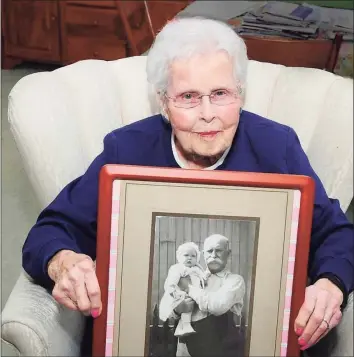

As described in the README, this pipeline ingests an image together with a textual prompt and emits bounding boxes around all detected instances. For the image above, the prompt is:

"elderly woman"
[22,17,353,357]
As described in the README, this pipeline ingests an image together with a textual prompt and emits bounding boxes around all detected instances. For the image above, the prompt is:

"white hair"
[146,16,249,108]
[204,234,230,250]
[176,242,201,264]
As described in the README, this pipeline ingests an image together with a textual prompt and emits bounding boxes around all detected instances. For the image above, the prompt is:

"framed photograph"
[93,164,315,357]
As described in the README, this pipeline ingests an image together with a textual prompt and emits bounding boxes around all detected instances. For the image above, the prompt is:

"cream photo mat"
[111,180,297,357]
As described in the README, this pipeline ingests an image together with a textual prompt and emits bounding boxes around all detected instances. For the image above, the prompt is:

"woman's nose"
[199,96,215,122]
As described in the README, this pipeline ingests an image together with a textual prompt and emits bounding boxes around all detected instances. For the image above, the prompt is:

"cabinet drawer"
[65,1,116,8]
[65,35,127,62]
[64,5,125,39]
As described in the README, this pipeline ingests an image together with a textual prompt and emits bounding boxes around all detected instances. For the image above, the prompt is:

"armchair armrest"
[1,271,86,356]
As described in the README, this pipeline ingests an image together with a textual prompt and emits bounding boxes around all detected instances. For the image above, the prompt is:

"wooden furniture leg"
[325,33,344,73]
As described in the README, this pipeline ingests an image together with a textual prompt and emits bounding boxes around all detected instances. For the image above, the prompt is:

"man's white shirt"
[170,268,245,322]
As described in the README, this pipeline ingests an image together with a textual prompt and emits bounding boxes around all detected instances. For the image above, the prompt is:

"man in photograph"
[170,234,246,357]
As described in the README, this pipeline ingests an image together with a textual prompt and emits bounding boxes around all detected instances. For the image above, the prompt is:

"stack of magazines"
[307,3,354,40]
[228,1,353,40]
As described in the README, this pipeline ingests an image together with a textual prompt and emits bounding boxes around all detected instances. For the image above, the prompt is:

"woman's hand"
[294,278,343,350]
[48,249,102,318]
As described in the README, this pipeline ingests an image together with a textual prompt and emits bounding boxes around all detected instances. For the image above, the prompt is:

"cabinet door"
[59,3,127,63]
[3,0,60,62]
[116,1,155,56]
[146,1,193,34]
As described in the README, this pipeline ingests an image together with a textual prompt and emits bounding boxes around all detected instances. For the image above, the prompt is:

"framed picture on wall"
[92,164,315,357]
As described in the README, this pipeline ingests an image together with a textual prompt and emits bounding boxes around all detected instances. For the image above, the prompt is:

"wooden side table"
[240,33,343,72]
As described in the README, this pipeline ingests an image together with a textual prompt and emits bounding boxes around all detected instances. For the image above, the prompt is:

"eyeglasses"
[165,88,243,109]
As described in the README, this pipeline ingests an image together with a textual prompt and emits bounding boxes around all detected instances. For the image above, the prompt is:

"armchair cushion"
[8,57,353,213]
[1,272,85,356]
[244,61,353,212]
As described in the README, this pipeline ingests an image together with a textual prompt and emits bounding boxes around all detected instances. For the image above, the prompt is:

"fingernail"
[298,338,306,346]
[296,328,303,335]
[91,308,100,318]
[300,344,310,351]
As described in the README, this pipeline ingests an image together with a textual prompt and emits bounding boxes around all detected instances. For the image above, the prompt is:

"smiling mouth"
[197,131,220,138]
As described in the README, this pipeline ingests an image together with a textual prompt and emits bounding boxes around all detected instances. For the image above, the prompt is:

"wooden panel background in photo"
[151,216,257,329]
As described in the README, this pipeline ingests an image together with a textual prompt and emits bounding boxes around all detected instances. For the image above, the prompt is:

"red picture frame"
[93,164,315,357]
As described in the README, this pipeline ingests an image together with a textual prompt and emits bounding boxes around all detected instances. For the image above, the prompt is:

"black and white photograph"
[148,214,259,357]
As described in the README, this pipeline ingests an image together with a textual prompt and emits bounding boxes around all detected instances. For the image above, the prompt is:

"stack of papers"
[228,1,353,40]
[303,3,353,40]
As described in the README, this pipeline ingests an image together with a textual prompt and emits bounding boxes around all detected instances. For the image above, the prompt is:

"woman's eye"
[215,90,227,96]
[183,93,193,100]
[180,92,199,101]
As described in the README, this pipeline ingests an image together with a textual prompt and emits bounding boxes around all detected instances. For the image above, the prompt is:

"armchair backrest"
[8,56,353,211]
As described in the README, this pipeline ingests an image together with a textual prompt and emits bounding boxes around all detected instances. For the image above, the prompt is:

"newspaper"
[303,3,353,34]
[177,1,266,21]
[303,3,353,40]
[260,2,317,21]
[227,1,353,40]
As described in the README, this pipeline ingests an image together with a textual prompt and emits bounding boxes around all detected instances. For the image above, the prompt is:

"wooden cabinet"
[2,0,60,67]
[66,0,117,7]
[115,1,155,56]
[59,3,127,63]
[146,1,193,34]
[2,0,193,69]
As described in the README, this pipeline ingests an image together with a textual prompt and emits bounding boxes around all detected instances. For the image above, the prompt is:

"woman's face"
[164,50,243,167]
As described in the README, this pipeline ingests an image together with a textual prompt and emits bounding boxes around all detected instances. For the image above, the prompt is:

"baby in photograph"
[161,242,206,337]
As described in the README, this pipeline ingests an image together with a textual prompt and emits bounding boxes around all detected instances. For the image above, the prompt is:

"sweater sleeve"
[22,131,119,290]
[285,127,354,295]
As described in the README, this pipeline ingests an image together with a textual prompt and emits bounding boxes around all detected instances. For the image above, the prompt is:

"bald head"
[204,234,229,251]
[203,234,231,273]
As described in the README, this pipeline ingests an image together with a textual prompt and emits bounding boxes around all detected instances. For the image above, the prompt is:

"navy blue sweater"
[22,110,354,296]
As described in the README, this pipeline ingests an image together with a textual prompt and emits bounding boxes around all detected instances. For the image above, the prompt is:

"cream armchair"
[2,55,353,355]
